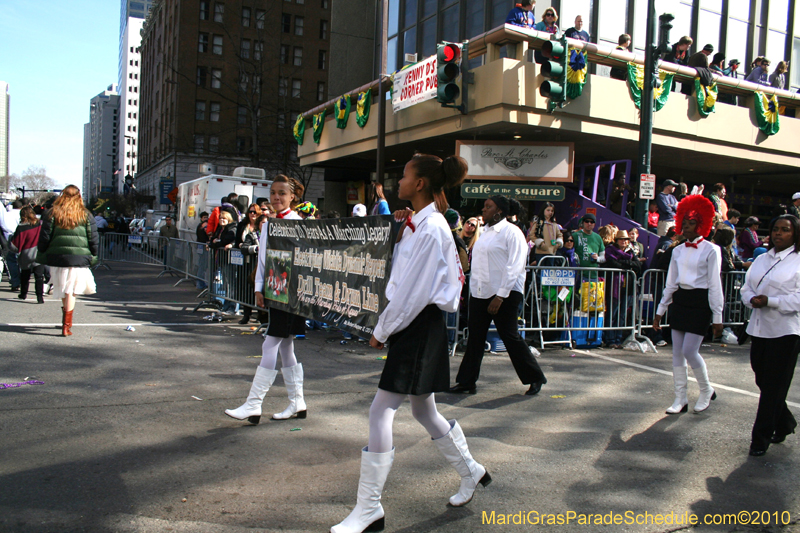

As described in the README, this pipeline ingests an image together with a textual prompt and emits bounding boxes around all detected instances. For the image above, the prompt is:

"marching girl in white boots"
[653,194,723,414]
[225,175,308,424]
[331,154,491,533]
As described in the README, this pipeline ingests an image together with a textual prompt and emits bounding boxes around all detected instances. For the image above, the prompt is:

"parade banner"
[264,216,396,338]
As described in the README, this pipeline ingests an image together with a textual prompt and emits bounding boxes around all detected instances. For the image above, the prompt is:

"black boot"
[34,275,45,304]
[239,307,253,324]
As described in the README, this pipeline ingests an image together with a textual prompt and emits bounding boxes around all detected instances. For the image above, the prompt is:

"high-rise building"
[83,86,120,199]
[83,123,91,201]
[0,81,9,189]
[136,0,329,209]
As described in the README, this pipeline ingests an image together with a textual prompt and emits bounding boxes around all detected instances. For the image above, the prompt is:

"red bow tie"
[406,213,416,233]
[277,209,291,219]
[685,238,703,249]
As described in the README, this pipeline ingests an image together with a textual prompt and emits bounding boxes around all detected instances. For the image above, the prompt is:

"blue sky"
[1,1,119,188]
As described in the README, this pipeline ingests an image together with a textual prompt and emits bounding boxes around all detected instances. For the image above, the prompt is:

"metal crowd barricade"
[636,269,669,337]
[721,270,751,327]
[163,238,207,286]
[95,232,169,269]
[204,247,259,316]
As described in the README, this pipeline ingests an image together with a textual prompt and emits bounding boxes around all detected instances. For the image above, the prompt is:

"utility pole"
[635,0,673,228]
[375,0,388,185]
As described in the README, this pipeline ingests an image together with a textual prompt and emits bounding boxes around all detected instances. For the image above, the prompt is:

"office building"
[83,86,120,199]
[0,81,9,188]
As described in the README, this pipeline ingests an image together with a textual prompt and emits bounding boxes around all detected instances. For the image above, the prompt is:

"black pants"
[455,291,546,387]
[20,265,48,302]
[750,335,800,450]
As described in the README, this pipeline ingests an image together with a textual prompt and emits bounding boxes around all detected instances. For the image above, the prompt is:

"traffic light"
[539,36,569,112]
[437,42,463,104]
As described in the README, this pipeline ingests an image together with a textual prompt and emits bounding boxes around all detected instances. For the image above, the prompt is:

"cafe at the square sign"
[456,141,574,182]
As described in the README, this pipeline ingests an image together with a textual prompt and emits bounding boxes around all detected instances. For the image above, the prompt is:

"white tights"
[367,389,452,453]
[258,335,298,370]
[671,330,706,369]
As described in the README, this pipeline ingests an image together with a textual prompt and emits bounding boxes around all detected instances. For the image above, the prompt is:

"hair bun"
[508,198,521,217]
[441,155,468,189]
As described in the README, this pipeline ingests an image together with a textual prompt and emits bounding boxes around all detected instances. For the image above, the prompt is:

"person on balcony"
[564,15,589,43]
[610,34,631,81]
[534,7,558,34]
[746,58,771,85]
[505,0,535,29]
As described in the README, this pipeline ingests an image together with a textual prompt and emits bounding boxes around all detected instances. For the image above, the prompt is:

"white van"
[176,167,273,241]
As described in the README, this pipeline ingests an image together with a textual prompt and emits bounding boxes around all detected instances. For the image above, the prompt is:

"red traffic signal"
[440,43,461,63]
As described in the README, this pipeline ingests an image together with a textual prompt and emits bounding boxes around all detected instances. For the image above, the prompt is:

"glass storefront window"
[491,0,507,28]
[725,17,748,74]
[441,4,459,44]
[766,29,787,63]
[421,15,437,58]
[768,0,789,31]
[670,2,694,44]
[388,0,399,36]
[696,9,721,53]
[404,0,417,28]
[699,0,722,11]
[792,38,800,87]
[387,36,398,74]
[598,0,625,44]
[465,0,484,39]
[561,0,593,39]
[727,0,749,19]
[422,0,436,19]
[403,27,417,58]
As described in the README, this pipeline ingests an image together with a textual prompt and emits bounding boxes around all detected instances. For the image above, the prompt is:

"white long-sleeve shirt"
[254,210,302,293]
[741,246,800,338]
[373,202,462,343]
[656,237,724,323]
[469,218,527,299]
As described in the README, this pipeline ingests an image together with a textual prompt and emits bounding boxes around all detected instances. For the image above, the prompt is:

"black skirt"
[266,307,306,338]
[378,304,450,395]
[668,288,712,336]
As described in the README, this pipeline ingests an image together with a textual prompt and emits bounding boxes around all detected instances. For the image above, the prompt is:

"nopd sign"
[461,183,566,201]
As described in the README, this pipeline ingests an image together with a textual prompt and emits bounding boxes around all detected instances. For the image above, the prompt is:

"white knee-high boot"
[432,420,492,507]
[272,363,307,420]
[331,447,394,533]
[692,361,717,413]
[224,366,278,424]
[666,366,689,414]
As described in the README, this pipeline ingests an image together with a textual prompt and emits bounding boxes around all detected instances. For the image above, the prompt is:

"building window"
[255,9,265,28]
[197,66,207,86]
[254,41,263,60]
[317,82,325,101]
[200,1,209,20]
[239,71,249,91]
[293,47,302,66]
[279,77,288,96]
[212,35,223,54]
[214,2,224,22]
[210,102,221,121]
[295,16,304,35]
[280,44,290,64]
[322,0,328,8]
[281,13,291,32]
[209,136,220,152]
[292,79,301,98]
[199,33,209,52]
[238,106,248,124]
[196,101,206,120]
[278,113,286,128]
[237,137,247,154]
[318,50,327,69]
[242,6,251,26]
[297,0,304,4]
[320,20,328,39]
[194,135,205,152]
[211,68,222,88]
[241,39,251,58]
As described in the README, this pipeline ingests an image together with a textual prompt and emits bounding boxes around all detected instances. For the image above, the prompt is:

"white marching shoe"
[666,366,689,414]
[432,420,492,507]
[692,361,717,413]
[224,366,278,424]
[272,363,307,420]
[331,447,394,533]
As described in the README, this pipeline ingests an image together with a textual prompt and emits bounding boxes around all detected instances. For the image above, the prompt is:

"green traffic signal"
[539,37,569,108]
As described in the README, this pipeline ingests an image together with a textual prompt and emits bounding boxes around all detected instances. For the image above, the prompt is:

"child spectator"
[648,201,659,232]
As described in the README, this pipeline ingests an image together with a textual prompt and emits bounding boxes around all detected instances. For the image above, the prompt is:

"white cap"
[793,192,800,200]
[352,204,367,217]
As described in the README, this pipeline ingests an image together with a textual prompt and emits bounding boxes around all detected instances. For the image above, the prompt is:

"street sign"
[461,183,566,201]
[230,249,244,266]
[640,173,656,200]
[540,269,576,287]
[160,178,174,204]
[128,235,142,244]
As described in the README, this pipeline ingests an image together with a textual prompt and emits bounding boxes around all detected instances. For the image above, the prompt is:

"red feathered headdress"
[675,194,715,237]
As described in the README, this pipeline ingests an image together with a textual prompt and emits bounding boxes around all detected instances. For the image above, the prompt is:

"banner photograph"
[264,216,396,337]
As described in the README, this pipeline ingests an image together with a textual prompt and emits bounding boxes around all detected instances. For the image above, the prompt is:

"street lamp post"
[635,0,673,228]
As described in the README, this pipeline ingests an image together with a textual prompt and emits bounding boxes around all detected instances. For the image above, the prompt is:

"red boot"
[62,309,73,337]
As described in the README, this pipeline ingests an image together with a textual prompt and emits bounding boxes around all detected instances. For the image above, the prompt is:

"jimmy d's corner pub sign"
[461,183,566,201]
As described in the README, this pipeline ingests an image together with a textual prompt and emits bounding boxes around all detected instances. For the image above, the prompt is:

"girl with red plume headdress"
[653,194,724,415]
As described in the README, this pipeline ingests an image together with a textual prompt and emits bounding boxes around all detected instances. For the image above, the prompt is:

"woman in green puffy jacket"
[37,185,99,337]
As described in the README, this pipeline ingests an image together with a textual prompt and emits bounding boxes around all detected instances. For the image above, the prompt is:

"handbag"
[580,280,605,312]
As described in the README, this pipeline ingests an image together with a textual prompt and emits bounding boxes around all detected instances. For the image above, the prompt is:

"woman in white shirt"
[449,195,547,396]
[741,214,800,456]
[653,195,723,414]
[225,175,309,424]
[331,155,490,533]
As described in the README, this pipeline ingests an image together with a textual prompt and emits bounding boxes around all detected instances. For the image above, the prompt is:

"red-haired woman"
[332,154,490,533]
[37,185,99,336]
[653,195,723,414]
[225,175,309,423]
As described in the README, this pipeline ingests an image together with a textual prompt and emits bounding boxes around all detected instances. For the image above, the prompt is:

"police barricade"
[205,246,260,318]
[721,271,751,327]
[163,238,207,286]
[96,232,168,269]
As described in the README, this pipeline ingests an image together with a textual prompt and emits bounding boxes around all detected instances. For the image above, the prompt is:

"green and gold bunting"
[356,90,371,127]
[566,48,588,99]
[627,63,674,111]
[694,79,718,117]
[312,109,326,144]
[293,114,305,145]
[754,91,780,136]
[334,94,351,129]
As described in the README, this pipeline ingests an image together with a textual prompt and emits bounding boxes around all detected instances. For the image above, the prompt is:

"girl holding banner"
[225,175,309,424]
[331,155,491,533]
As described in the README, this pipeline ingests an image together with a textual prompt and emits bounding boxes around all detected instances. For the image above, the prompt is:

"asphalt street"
[0,262,798,533]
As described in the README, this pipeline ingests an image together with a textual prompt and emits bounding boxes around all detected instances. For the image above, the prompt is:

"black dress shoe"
[525,380,546,396]
[749,447,767,457]
[771,428,795,443]
[448,383,476,394]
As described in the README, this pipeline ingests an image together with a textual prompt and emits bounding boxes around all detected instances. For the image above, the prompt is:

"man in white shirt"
[0,200,22,290]
[451,195,547,396]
